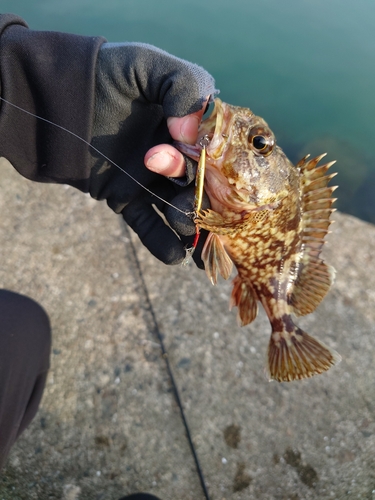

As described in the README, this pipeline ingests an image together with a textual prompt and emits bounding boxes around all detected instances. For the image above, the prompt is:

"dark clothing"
[0,291,161,497]
[0,290,51,469]
[0,13,105,191]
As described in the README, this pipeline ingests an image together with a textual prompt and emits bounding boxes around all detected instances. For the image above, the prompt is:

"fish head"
[177,99,297,207]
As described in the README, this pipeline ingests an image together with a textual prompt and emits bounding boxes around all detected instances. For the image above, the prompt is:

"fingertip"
[167,115,200,144]
[167,97,210,143]
[145,145,186,177]
[180,115,201,144]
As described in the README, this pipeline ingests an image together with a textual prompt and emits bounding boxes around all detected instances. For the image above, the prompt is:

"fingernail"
[180,115,199,143]
[146,151,173,173]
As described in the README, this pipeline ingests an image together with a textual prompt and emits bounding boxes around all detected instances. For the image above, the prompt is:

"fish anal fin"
[201,232,233,285]
[267,325,341,382]
[290,259,335,316]
[230,275,258,326]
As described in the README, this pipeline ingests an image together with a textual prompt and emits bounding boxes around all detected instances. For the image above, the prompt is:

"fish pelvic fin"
[267,321,341,382]
[230,275,258,326]
[202,232,233,285]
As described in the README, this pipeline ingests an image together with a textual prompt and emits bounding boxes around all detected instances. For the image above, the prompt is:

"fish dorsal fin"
[230,275,258,326]
[201,232,233,285]
[290,155,337,316]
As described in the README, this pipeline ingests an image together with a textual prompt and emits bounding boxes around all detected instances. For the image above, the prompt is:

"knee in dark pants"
[0,289,51,365]
[0,289,52,469]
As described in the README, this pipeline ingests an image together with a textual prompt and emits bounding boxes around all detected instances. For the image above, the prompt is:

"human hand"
[143,107,211,268]
[0,18,215,265]
[90,43,217,266]
[145,107,207,178]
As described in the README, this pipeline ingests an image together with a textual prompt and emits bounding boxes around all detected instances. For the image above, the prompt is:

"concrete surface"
[0,156,374,500]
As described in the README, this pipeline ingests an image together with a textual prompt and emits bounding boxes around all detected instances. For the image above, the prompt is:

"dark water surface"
[2,0,375,222]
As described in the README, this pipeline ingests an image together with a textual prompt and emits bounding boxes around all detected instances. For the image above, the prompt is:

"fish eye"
[252,135,268,151]
[248,126,275,156]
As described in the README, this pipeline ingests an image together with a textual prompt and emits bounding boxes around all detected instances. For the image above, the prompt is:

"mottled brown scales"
[178,99,340,382]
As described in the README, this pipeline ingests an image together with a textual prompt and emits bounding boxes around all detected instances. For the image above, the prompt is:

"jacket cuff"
[0,14,106,191]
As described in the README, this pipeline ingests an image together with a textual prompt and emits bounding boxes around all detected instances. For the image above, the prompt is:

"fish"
[177,98,341,382]
[1,96,340,381]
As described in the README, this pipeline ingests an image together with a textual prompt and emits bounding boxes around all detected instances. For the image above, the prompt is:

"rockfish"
[178,98,340,382]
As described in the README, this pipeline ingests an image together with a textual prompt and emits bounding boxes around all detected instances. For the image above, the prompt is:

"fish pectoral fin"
[290,258,336,316]
[201,233,233,285]
[196,209,237,234]
[230,275,258,326]
[267,326,341,382]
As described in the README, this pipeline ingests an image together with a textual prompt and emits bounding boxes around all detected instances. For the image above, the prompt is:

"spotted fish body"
[178,99,340,382]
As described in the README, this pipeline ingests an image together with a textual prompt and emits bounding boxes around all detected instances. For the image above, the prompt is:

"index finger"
[166,97,209,144]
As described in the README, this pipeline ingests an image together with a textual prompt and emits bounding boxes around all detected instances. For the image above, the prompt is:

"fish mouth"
[174,98,229,161]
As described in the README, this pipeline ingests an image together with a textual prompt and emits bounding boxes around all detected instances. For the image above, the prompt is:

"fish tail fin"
[267,324,341,382]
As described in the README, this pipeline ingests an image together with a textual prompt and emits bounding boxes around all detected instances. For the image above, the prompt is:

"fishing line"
[124,224,211,500]
[0,97,192,217]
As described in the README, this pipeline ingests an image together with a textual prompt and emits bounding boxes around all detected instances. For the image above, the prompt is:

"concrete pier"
[1,157,374,499]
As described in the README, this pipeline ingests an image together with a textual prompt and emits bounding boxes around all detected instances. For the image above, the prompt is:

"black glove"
[90,42,217,265]
[0,16,217,265]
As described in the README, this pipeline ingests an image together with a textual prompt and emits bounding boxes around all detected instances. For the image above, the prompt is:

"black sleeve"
[0,13,106,192]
